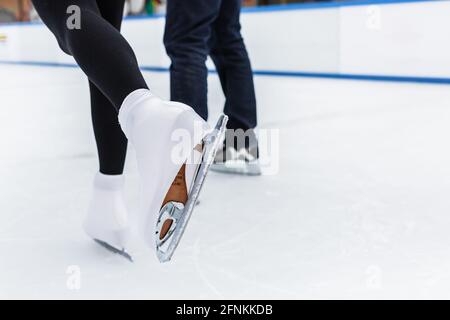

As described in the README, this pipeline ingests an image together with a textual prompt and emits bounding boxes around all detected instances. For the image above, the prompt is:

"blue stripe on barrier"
[1,59,450,85]
[251,69,450,84]
[0,60,78,68]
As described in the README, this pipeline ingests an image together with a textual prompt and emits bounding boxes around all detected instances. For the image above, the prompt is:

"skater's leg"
[89,82,128,175]
[32,0,147,109]
[33,0,220,261]
[81,1,131,257]
[209,0,257,131]
[209,0,260,175]
[163,0,222,121]
[87,84,131,253]
[96,0,124,27]
[89,0,127,175]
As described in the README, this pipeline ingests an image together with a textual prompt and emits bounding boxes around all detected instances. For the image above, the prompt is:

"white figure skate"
[155,114,228,262]
[83,173,132,261]
[118,90,228,263]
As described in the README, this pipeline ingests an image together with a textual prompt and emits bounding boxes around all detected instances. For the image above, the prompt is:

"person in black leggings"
[32,0,145,175]
[88,1,129,175]
[31,0,212,259]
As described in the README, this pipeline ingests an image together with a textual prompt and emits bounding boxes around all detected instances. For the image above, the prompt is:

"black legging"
[32,0,148,174]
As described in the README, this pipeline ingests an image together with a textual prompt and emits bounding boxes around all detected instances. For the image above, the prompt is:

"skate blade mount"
[156,114,228,263]
[94,239,133,262]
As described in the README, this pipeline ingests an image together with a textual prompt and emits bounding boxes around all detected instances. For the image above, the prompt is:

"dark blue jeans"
[164,0,257,131]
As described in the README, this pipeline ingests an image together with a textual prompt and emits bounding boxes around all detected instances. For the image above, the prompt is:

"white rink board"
[339,1,450,77]
[2,0,450,78]
[0,9,341,73]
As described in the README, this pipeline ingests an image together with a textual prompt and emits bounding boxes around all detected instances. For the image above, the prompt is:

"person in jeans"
[164,0,261,175]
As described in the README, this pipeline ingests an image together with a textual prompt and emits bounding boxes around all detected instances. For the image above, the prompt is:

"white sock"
[83,173,129,250]
[118,89,208,249]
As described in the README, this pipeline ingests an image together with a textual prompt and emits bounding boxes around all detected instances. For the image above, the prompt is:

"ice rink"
[1,64,450,299]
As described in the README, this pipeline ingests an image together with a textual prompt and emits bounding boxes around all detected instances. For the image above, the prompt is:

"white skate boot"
[83,173,132,261]
[119,89,227,263]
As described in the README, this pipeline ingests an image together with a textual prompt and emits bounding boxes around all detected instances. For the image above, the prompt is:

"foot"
[83,173,131,255]
[211,129,262,176]
[118,90,209,255]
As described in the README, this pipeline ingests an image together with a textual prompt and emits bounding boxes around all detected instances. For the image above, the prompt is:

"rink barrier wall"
[1,0,450,85]
[0,0,443,27]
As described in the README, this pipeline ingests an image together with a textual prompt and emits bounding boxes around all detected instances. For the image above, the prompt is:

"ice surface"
[1,64,450,299]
